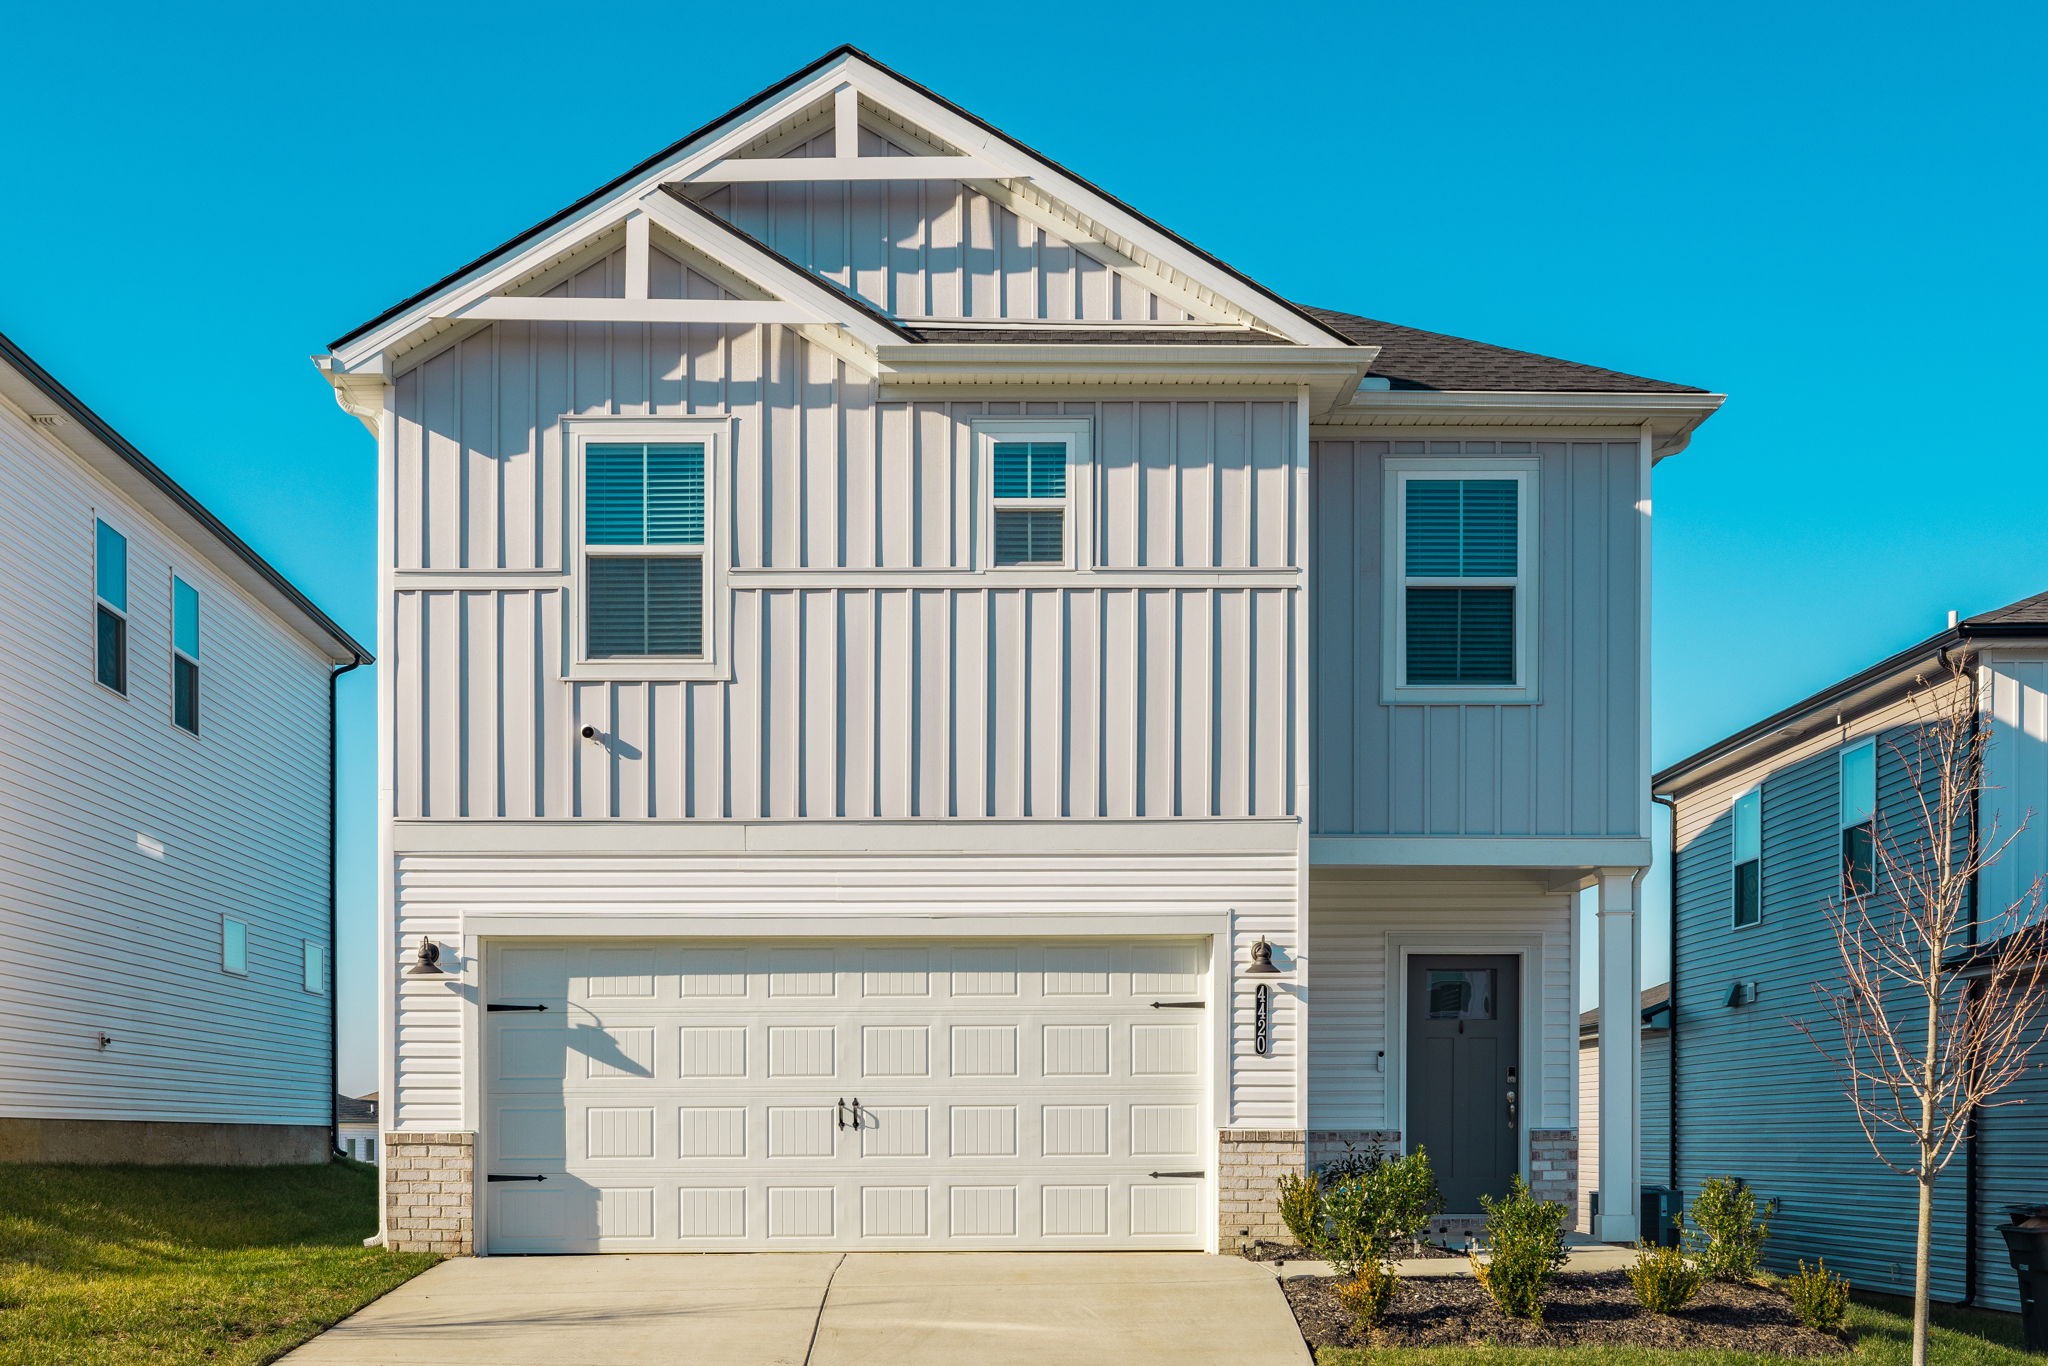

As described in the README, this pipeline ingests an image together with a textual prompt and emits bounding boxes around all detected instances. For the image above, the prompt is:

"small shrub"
[1318,1137,1387,1183]
[1276,1170,1323,1249]
[1682,1176,1774,1281]
[1626,1241,1705,1314]
[1317,1149,1446,1274]
[1474,1175,1570,1322]
[1334,1261,1398,1336]
[1786,1259,1852,1332]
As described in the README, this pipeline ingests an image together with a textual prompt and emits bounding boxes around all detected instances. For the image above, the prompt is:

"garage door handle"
[1149,1001,1204,1009]
[1148,1170,1204,1179]
[487,1174,547,1183]
[487,1003,549,1013]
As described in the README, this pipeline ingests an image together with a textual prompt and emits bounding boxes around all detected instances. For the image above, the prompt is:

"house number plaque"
[1254,983,1271,1055]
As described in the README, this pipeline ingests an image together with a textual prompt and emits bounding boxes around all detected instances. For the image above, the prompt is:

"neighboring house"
[1654,592,2048,1310]
[1576,984,1672,1236]
[338,1093,380,1164]
[318,45,1723,1256]
[0,331,372,1164]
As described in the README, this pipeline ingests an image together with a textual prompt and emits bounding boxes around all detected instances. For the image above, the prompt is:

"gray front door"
[1406,955,1519,1215]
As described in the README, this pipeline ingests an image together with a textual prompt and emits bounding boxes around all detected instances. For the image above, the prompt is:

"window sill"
[567,658,733,684]
[1382,683,1541,706]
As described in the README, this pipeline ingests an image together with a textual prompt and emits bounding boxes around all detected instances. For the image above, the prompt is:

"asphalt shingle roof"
[1300,306,1706,395]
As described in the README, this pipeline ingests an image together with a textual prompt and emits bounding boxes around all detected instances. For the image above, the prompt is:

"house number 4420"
[1254,983,1270,1056]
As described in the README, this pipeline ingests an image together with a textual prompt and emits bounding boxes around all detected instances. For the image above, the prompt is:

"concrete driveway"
[279,1253,1310,1366]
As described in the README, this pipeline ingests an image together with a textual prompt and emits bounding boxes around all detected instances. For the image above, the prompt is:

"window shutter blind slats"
[587,557,702,658]
[1404,587,1515,685]
[1402,476,1521,686]
[992,442,1066,500]
[993,508,1064,566]
[644,444,705,545]
[1460,480,1518,576]
[1404,478,1516,576]
[584,441,707,659]
[587,443,705,547]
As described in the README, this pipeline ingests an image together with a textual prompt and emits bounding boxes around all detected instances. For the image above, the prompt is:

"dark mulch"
[1239,1239,1462,1264]
[1284,1270,1849,1355]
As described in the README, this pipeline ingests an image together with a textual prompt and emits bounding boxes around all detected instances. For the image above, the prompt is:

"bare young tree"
[1793,656,2048,1366]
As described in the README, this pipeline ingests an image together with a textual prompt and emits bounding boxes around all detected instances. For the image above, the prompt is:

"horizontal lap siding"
[1577,1031,1672,1232]
[0,402,333,1125]
[693,129,1190,323]
[391,849,1298,1130]
[1305,872,1574,1132]
[1309,439,1643,838]
[1671,704,1970,1299]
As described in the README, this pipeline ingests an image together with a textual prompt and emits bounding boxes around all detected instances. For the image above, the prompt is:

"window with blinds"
[583,442,706,658]
[1397,474,1525,689]
[990,440,1067,566]
[95,518,127,695]
[172,575,199,734]
[1732,788,1763,928]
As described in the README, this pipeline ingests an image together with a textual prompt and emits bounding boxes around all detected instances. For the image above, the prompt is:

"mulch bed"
[1284,1270,1848,1355]
[1240,1239,1461,1264]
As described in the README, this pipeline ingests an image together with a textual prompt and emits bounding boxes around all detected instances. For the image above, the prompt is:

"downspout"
[1652,792,1679,1193]
[1942,644,1983,1306]
[329,655,365,1158]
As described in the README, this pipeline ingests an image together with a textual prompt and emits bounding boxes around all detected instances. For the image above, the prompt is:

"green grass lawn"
[0,1161,437,1366]
[1314,1290,2032,1366]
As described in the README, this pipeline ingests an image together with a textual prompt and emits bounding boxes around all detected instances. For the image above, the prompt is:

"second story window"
[1732,788,1762,928]
[991,442,1067,566]
[583,442,706,658]
[1385,460,1536,702]
[172,575,200,734]
[94,518,128,694]
[1840,738,1876,898]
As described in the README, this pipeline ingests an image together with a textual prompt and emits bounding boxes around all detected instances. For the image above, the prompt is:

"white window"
[1732,788,1762,928]
[568,420,727,680]
[94,518,128,695]
[172,575,199,734]
[221,916,248,975]
[302,940,326,994]
[1384,459,1537,702]
[1840,739,1876,897]
[973,417,1091,572]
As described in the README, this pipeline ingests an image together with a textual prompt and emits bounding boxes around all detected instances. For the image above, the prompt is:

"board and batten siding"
[1305,870,1575,1134]
[691,128,1193,324]
[1669,695,1972,1300]
[388,267,1302,822]
[392,849,1300,1131]
[0,396,334,1126]
[1309,438,1644,839]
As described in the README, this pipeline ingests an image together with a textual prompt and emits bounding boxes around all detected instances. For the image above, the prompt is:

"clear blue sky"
[3,2,2042,1094]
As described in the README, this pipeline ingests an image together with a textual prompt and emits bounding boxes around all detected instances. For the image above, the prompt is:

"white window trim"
[221,915,249,976]
[971,416,1093,573]
[93,515,129,701]
[1731,786,1763,931]
[564,417,732,682]
[170,571,200,736]
[1381,457,1539,704]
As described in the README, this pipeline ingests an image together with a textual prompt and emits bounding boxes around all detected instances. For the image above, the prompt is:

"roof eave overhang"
[1321,389,1727,460]
[874,343,1377,412]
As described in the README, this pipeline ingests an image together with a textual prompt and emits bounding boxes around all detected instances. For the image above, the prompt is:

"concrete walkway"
[279,1252,1310,1366]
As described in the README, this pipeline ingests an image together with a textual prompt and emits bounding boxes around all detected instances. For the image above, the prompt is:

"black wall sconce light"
[1245,937,1285,976]
[405,938,446,976]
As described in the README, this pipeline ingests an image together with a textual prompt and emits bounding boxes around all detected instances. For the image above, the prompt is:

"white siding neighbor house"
[318,46,1723,1255]
[0,331,371,1164]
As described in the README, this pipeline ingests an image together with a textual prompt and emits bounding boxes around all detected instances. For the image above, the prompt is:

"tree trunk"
[1913,1164,1933,1366]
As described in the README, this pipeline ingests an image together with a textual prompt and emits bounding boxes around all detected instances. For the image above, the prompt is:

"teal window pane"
[174,656,199,733]
[1733,790,1761,863]
[95,519,126,610]
[992,442,1065,500]
[173,576,199,659]
[1405,586,1514,685]
[1404,478,1517,577]
[1840,743,1876,828]
[587,556,703,657]
[96,606,126,693]
[993,508,1064,566]
[587,443,705,547]
[1733,861,1761,927]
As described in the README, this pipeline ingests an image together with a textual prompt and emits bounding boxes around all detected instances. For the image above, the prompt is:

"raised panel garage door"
[483,939,1210,1252]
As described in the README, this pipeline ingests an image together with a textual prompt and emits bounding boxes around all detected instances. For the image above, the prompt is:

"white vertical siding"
[1304,870,1575,1132]
[0,398,334,1125]
[1309,438,1644,839]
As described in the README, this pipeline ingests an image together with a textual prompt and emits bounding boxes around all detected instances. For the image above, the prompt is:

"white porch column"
[1593,867,1642,1243]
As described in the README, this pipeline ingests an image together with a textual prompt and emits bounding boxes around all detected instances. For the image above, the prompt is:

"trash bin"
[2000,1204,2048,1353]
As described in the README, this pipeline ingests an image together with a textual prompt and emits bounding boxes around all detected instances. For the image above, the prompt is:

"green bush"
[1276,1170,1323,1249]
[1473,1175,1570,1322]
[1335,1260,1399,1336]
[1786,1258,1852,1332]
[1318,1136,1387,1182]
[1316,1148,1446,1275]
[1682,1177,1774,1281]
[1626,1241,1705,1314]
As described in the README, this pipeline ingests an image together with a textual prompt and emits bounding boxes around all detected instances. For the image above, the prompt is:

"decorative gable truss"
[319,48,1369,424]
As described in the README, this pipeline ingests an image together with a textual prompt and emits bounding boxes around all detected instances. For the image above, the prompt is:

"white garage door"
[483,938,1211,1252]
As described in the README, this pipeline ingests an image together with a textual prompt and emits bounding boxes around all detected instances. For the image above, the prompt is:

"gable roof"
[1654,587,2048,794]
[0,330,371,666]
[330,44,1347,353]
[1579,982,1673,1036]
[336,1093,378,1123]
[1302,307,1705,395]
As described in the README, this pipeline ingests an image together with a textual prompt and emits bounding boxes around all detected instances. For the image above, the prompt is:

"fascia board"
[1327,390,1727,459]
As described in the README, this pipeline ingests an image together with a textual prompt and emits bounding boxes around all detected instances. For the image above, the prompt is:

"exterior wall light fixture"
[405,938,446,976]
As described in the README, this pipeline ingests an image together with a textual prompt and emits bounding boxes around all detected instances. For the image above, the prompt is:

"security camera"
[580,724,599,741]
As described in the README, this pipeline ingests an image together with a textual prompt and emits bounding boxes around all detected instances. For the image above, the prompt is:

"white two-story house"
[0,329,371,1163]
[319,46,1722,1255]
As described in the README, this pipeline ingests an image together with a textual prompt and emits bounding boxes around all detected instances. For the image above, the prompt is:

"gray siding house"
[1654,593,2048,1311]
[1576,984,1672,1235]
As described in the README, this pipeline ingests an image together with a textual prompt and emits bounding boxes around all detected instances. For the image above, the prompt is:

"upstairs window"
[302,940,327,995]
[583,442,706,658]
[1732,788,1762,928]
[991,441,1067,566]
[221,916,248,976]
[172,575,200,734]
[1385,461,1536,701]
[1840,739,1876,898]
[94,519,127,694]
